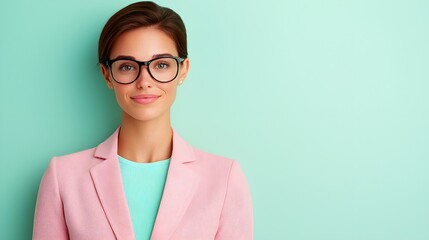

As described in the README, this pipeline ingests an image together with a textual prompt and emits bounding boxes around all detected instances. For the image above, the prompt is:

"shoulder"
[38,147,104,197]
[47,147,102,176]
[190,146,248,185]
[188,145,253,224]
[193,147,234,165]
[192,146,235,169]
[173,129,241,176]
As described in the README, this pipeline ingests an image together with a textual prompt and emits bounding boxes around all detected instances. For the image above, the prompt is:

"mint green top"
[118,155,171,240]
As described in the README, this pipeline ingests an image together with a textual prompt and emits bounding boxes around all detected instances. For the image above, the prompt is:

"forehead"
[110,27,178,61]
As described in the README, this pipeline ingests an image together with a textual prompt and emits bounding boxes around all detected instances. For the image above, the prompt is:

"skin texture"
[100,27,190,163]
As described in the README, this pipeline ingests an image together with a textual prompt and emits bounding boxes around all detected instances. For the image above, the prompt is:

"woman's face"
[101,27,189,122]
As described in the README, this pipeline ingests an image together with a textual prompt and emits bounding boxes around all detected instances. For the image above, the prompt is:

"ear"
[177,58,190,86]
[100,64,114,89]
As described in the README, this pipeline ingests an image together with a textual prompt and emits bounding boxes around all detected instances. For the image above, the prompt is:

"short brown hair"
[98,1,187,66]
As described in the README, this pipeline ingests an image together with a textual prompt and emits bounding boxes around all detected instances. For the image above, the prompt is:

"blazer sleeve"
[215,160,254,240]
[33,157,70,240]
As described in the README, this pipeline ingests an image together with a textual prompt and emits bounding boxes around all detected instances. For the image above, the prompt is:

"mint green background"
[1,0,428,239]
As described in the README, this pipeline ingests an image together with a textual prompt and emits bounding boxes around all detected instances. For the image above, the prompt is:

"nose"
[135,66,153,89]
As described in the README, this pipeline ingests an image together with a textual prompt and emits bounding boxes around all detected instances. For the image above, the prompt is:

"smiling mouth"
[131,95,160,104]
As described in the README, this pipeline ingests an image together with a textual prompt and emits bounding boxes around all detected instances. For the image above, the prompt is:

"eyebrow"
[113,53,174,60]
[153,53,174,58]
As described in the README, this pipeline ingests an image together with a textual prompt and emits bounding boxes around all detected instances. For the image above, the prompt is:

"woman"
[33,1,253,240]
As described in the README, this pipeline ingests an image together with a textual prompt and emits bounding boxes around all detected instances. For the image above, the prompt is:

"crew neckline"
[118,155,170,167]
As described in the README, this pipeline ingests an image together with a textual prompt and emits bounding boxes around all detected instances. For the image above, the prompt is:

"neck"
[118,112,173,163]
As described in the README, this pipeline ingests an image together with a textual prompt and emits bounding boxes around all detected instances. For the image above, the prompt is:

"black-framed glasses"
[105,56,185,84]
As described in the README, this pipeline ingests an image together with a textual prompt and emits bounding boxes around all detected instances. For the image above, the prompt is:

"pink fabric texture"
[33,127,253,240]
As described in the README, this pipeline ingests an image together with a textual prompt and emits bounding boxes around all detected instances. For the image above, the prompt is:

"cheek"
[162,84,178,102]
[112,87,130,105]
[113,87,126,98]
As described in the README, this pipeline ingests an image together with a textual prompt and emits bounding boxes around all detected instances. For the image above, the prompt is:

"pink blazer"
[33,127,253,240]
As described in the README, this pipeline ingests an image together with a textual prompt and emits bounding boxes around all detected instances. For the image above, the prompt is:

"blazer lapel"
[89,127,200,240]
[90,128,135,240]
[150,129,200,240]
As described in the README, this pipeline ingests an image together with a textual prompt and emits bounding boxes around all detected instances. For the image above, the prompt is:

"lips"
[131,94,160,104]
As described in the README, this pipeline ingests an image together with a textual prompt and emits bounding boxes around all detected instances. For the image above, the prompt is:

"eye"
[154,62,170,70]
[119,64,135,71]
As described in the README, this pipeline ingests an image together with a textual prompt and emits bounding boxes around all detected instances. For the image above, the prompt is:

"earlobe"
[178,58,190,85]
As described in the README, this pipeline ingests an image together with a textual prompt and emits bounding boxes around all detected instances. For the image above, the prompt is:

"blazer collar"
[90,126,199,239]
[93,127,197,164]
